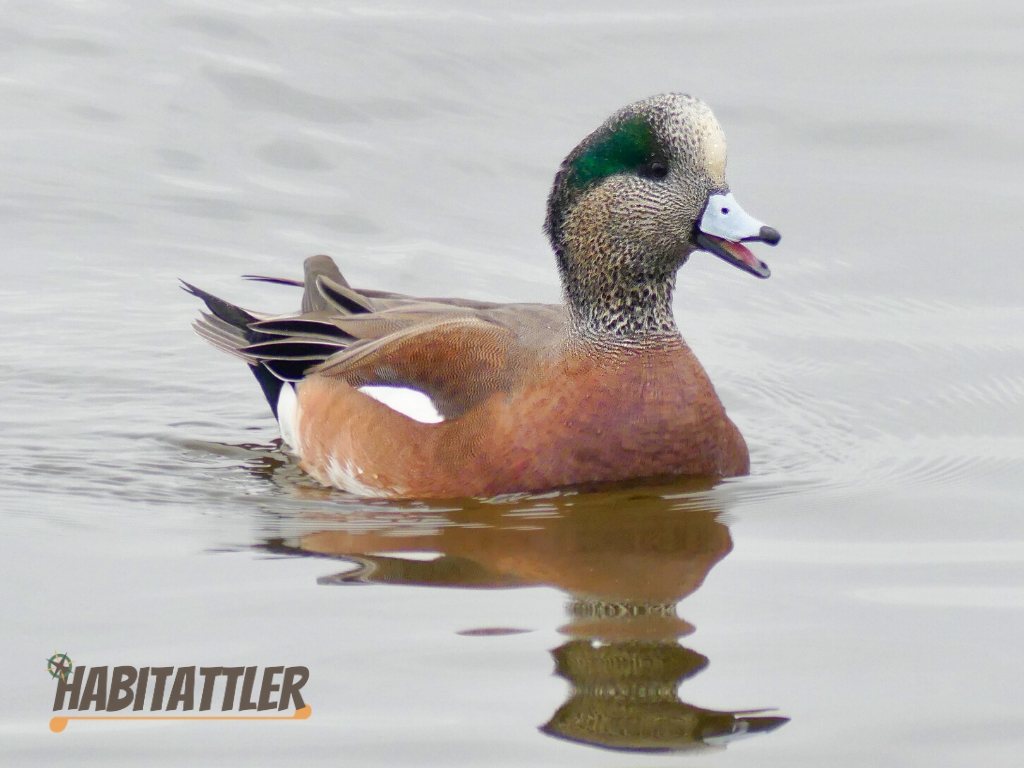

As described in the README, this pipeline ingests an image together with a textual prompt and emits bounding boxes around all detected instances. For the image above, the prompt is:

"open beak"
[695,192,780,279]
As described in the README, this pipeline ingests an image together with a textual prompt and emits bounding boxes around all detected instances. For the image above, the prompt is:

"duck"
[185,93,780,499]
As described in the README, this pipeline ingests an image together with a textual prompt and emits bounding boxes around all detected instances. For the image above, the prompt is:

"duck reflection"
[260,478,787,753]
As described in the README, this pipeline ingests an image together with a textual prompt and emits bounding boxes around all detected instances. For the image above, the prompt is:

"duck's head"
[545,93,779,337]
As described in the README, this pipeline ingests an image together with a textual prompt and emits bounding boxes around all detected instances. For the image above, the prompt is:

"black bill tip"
[756,226,781,246]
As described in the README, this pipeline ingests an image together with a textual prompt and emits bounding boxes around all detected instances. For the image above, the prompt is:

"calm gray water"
[3,1,1023,765]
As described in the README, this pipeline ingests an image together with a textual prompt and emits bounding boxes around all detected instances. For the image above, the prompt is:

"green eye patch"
[569,116,662,189]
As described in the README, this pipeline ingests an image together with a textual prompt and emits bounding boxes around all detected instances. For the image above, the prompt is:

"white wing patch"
[358,385,444,424]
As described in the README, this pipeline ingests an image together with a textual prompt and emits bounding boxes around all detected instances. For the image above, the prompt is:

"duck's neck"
[557,244,685,350]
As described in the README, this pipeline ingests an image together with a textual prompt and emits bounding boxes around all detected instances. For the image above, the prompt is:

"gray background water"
[2,0,1023,765]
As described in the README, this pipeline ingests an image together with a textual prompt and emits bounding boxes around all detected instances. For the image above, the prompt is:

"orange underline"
[49,705,311,732]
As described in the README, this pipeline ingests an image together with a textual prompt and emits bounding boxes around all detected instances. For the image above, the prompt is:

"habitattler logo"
[49,659,311,733]
[47,652,73,682]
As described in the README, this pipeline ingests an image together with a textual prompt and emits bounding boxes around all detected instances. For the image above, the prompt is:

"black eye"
[721,207,730,214]
[643,162,668,180]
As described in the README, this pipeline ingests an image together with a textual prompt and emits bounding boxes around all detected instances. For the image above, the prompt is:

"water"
[3,0,1023,764]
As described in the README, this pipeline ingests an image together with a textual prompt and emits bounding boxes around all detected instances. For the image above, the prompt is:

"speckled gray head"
[545,93,780,338]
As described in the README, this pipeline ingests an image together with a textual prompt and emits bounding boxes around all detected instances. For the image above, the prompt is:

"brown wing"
[204,255,566,418]
[312,315,519,418]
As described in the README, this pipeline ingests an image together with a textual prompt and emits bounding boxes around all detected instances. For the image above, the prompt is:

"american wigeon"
[185,93,780,498]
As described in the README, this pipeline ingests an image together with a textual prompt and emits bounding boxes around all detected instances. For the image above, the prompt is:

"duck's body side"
[185,92,777,499]
[291,340,748,498]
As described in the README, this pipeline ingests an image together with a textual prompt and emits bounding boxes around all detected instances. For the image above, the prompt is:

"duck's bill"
[696,192,780,279]
[696,232,772,278]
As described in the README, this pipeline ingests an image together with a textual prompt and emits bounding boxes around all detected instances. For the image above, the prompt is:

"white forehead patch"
[659,96,728,182]
[697,110,728,182]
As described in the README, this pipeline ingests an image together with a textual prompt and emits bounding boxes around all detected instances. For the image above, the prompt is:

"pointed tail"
[181,280,289,418]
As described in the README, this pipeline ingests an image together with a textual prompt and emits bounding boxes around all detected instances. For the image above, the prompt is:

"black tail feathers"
[182,260,368,421]
[181,280,288,418]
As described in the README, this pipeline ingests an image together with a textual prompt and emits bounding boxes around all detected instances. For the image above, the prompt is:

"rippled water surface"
[3,1,1023,765]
